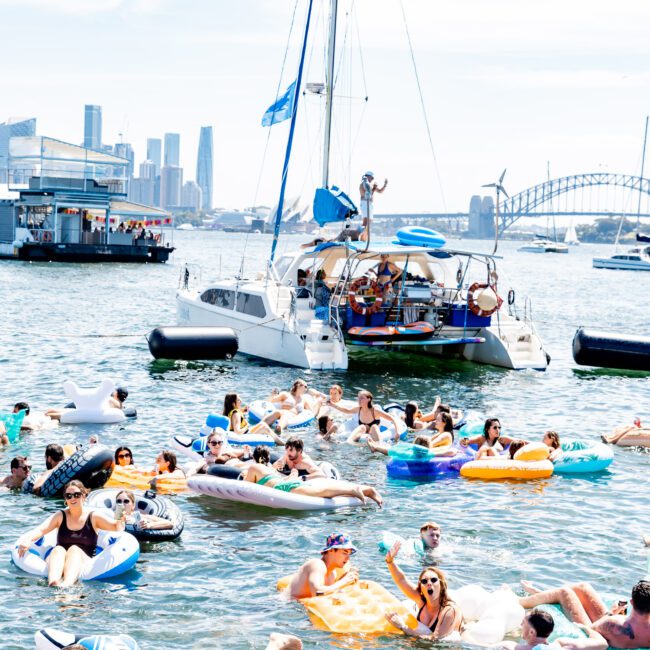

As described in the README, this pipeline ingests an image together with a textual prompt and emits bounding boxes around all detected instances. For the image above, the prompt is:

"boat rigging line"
[399,0,448,215]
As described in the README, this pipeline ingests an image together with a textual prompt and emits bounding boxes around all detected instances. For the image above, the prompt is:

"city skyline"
[1,0,650,214]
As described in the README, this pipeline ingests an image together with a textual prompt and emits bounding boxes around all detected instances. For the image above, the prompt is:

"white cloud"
[466,68,650,89]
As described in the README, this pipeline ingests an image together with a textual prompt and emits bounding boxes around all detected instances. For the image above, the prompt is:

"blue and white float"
[386,442,475,480]
[35,628,139,650]
[248,399,316,429]
[12,529,139,581]
[552,440,614,474]
[343,415,407,443]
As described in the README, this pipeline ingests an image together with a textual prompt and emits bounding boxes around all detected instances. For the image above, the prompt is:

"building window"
[200,288,235,309]
[236,292,266,318]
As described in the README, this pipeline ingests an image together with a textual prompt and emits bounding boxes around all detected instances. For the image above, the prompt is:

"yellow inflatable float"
[277,573,416,634]
[460,442,554,480]
[105,465,188,493]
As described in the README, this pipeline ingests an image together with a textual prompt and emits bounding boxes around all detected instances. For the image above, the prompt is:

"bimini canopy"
[310,240,502,260]
[109,200,171,220]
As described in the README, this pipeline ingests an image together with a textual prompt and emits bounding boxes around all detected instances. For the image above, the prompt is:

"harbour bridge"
[375,172,650,235]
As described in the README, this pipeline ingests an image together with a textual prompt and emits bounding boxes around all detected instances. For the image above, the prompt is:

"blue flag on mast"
[261,80,297,127]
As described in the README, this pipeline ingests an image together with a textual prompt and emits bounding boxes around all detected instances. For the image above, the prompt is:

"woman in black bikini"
[16,479,126,587]
[327,390,400,443]
[383,539,462,639]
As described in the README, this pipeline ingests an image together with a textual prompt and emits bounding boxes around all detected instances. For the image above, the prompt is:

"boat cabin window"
[200,288,236,309]
[236,292,266,318]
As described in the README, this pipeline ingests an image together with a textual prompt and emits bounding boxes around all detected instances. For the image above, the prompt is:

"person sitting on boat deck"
[273,437,325,479]
[542,430,562,461]
[270,380,322,429]
[499,608,556,650]
[360,171,388,239]
[117,223,125,233]
[243,463,383,506]
[602,421,650,448]
[518,579,650,650]
[286,533,360,599]
[313,269,332,318]
[327,389,400,443]
[114,489,173,531]
[383,540,462,639]
[32,443,65,495]
[16,480,126,588]
[224,392,285,445]
[115,445,134,467]
[460,418,519,456]
[368,433,433,456]
[371,253,402,293]
[317,415,342,440]
[1,456,31,490]
[187,431,253,476]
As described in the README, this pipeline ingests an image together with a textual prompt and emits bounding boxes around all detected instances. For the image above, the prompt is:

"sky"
[1,0,650,216]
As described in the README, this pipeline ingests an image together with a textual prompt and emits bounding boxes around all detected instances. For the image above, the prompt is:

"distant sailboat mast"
[635,115,649,234]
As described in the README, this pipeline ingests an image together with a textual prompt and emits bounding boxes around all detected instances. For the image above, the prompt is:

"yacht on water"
[593,244,650,271]
[564,223,580,246]
[176,0,549,372]
[518,236,569,254]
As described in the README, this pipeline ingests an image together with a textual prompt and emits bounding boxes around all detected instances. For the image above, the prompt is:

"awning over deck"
[109,200,171,220]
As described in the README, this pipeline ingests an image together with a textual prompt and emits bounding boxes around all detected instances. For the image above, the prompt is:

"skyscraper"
[146,138,162,176]
[114,142,135,178]
[0,117,36,183]
[196,126,213,211]
[84,105,102,150]
[182,180,203,212]
[164,133,180,167]
[161,165,183,209]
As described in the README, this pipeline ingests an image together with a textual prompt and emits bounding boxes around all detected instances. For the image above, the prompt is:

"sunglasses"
[117,452,132,459]
[208,440,224,446]
[64,491,83,500]
[491,425,501,429]
[115,498,131,505]
[18,465,31,471]
[420,576,439,585]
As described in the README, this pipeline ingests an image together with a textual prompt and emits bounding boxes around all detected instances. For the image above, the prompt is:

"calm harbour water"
[0,232,648,649]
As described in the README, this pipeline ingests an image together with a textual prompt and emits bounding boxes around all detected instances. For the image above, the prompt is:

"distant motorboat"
[518,237,569,254]
[177,223,194,231]
[564,224,580,246]
[593,245,650,271]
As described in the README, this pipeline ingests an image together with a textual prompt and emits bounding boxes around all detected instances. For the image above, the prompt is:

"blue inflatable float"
[386,442,475,480]
[394,226,446,249]
[552,440,614,474]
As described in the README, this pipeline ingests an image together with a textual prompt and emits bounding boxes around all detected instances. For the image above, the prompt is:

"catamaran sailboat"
[518,235,569,254]
[176,0,549,372]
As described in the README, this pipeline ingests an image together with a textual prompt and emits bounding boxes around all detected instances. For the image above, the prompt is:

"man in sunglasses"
[1,456,32,489]
[286,533,359,599]
[32,443,65,496]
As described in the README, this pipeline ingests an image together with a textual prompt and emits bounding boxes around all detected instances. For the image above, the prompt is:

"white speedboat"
[519,237,569,253]
[593,245,650,270]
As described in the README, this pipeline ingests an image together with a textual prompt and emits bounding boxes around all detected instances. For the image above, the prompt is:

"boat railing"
[179,263,202,290]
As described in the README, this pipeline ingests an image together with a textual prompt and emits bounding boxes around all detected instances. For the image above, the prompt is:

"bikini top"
[417,603,442,633]
[359,408,381,428]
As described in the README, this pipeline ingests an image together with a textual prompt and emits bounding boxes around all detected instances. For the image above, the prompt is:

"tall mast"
[321,0,338,189]
[636,115,649,230]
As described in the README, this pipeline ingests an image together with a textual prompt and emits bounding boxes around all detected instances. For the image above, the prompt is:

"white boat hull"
[593,258,650,270]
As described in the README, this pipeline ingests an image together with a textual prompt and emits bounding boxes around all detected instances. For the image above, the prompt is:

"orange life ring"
[467,282,503,318]
[348,277,384,315]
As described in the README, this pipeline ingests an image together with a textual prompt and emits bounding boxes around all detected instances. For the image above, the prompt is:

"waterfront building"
[161,165,183,209]
[196,126,213,210]
[147,138,162,176]
[182,180,203,212]
[164,133,180,167]
[83,104,102,150]
[0,135,173,262]
[0,117,36,183]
